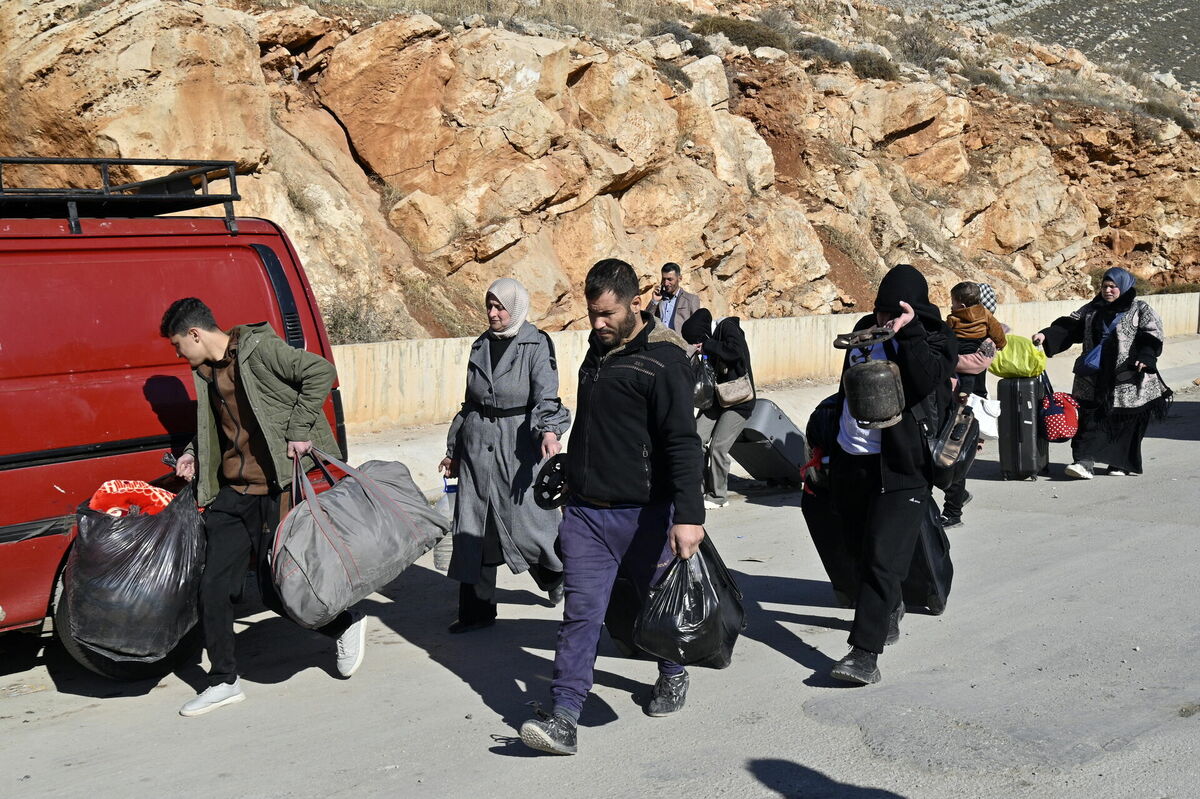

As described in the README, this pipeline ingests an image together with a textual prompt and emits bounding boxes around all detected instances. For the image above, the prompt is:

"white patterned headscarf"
[977,283,998,314]
[486,278,530,339]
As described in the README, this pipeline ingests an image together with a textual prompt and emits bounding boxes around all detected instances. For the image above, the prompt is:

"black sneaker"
[885,603,905,646]
[519,709,578,755]
[646,670,689,717]
[940,515,963,529]
[831,647,881,685]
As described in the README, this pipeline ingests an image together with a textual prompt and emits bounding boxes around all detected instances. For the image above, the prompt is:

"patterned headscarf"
[486,278,530,339]
[977,283,998,314]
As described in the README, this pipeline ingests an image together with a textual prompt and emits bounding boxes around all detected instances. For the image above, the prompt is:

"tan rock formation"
[4,0,1197,343]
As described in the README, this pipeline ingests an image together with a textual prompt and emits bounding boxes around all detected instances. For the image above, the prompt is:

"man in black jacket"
[520,258,706,755]
[828,264,957,685]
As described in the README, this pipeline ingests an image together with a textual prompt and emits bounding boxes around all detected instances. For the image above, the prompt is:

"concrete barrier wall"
[334,293,1200,432]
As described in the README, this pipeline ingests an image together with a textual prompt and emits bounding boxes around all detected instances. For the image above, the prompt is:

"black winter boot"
[831,647,881,685]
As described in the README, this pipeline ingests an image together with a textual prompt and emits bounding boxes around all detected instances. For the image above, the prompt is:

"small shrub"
[1154,282,1200,295]
[791,33,847,63]
[818,224,880,275]
[893,24,957,73]
[789,34,897,81]
[647,20,712,60]
[959,64,1006,89]
[1135,100,1196,130]
[321,291,409,345]
[654,59,693,90]
[693,16,790,52]
[847,50,898,81]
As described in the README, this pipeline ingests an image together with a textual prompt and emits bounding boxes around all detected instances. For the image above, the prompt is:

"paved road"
[3,365,1198,798]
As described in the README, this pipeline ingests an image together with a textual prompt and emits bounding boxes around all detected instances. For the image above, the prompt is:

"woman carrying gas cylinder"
[828,265,957,685]
[438,278,572,632]
[1032,266,1171,479]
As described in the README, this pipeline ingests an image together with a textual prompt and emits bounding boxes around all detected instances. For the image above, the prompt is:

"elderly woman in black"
[681,309,755,510]
[1033,267,1171,478]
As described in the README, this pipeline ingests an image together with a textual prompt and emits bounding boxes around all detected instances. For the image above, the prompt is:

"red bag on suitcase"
[1039,374,1079,443]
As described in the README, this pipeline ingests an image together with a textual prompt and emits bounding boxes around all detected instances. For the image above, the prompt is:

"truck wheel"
[52,574,200,681]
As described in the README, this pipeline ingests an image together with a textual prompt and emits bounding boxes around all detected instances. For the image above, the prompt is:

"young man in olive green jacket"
[162,297,365,717]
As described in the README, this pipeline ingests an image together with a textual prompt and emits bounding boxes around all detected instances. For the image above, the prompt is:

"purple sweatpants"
[551,500,684,717]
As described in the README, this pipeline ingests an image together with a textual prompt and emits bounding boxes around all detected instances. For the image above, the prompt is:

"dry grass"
[693,16,790,51]
[891,24,958,73]
[321,290,411,344]
[301,0,679,34]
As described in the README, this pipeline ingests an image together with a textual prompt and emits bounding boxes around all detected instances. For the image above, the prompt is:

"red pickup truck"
[0,158,347,679]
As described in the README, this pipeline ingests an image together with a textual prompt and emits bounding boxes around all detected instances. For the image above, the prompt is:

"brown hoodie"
[947,304,1007,350]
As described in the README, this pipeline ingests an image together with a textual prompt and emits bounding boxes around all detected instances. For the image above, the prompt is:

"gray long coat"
[444,322,571,584]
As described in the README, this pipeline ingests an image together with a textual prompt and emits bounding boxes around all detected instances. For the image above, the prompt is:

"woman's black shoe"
[831,647,881,685]
[448,617,496,634]
[885,603,905,646]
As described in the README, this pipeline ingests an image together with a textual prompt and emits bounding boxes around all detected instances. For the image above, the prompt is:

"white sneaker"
[703,497,728,510]
[1064,462,1094,480]
[336,611,366,678]
[1107,468,1129,476]
[179,679,245,717]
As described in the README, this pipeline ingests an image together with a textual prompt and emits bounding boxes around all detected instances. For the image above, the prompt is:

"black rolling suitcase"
[902,498,953,615]
[729,399,806,486]
[800,485,858,608]
[997,377,1049,480]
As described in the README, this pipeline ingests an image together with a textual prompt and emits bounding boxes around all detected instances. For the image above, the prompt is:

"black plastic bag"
[633,536,745,667]
[65,482,205,662]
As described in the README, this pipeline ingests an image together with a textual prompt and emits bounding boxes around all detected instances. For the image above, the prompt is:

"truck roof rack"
[0,157,241,234]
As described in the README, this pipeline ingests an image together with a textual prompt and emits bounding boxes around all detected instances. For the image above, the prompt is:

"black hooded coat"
[835,265,958,491]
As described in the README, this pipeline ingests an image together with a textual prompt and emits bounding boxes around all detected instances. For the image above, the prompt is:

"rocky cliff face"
[2,0,1196,339]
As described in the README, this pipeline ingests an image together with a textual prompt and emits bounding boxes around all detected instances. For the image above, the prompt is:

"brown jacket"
[947,304,1007,350]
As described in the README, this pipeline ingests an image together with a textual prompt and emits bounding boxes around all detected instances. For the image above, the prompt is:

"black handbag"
[692,354,716,411]
[915,393,980,489]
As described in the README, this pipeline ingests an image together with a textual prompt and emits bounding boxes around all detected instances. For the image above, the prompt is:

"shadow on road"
[727,570,854,689]
[1147,397,1200,442]
[364,563,652,743]
[747,758,908,798]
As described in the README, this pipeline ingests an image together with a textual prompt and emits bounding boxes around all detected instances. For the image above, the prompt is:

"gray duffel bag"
[272,449,451,629]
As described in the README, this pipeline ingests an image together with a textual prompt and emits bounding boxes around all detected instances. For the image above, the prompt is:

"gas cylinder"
[835,326,905,429]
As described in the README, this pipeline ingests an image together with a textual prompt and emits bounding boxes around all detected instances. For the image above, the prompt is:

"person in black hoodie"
[681,309,756,509]
[519,258,706,755]
[828,264,957,685]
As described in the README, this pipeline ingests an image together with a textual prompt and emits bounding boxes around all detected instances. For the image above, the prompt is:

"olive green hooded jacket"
[185,323,340,507]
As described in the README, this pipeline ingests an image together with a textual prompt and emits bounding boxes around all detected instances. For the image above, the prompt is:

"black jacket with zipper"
[566,313,705,525]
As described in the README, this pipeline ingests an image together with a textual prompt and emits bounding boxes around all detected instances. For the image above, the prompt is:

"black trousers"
[831,450,929,654]
[942,372,987,518]
[201,486,353,686]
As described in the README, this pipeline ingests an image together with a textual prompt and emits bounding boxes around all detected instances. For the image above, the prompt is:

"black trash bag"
[633,536,745,667]
[65,482,206,662]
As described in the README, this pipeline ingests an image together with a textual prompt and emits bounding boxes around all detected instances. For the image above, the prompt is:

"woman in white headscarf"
[438,279,572,632]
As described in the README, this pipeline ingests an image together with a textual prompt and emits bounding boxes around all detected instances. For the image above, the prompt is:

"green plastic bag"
[988,336,1046,379]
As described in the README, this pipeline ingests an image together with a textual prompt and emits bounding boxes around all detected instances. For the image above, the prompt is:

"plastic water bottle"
[433,479,457,572]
